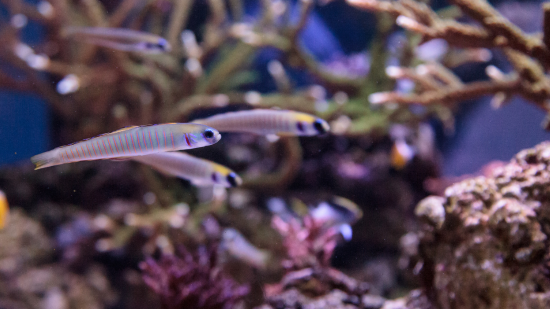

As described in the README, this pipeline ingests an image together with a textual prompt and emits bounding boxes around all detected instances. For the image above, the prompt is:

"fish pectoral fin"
[265,134,281,142]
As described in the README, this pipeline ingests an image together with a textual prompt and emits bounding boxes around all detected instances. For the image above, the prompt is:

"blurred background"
[0,0,549,308]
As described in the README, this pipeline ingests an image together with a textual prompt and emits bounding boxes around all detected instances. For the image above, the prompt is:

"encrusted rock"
[15,265,117,309]
[405,142,550,309]
[415,196,445,229]
[0,209,117,309]
[0,209,52,274]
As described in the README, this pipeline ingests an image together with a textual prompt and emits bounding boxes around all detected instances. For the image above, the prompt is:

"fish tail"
[191,119,206,125]
[31,150,59,170]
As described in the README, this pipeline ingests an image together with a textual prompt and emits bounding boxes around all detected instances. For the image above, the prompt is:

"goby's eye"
[226,172,241,187]
[157,38,170,51]
[204,129,214,138]
[313,119,328,134]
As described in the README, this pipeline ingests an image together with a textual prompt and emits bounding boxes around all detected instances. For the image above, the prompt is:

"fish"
[267,196,361,241]
[390,139,415,170]
[132,152,242,188]
[61,27,171,53]
[310,196,362,226]
[0,191,8,229]
[221,228,270,269]
[389,124,417,170]
[309,196,362,241]
[193,109,330,136]
[31,123,221,169]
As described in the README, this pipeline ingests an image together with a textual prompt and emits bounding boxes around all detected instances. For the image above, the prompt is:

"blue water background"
[1,0,549,176]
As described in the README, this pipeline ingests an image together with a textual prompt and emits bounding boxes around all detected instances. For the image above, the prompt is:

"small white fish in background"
[268,196,362,241]
[389,123,435,170]
[132,152,242,188]
[309,196,363,241]
[391,139,415,170]
[31,123,220,169]
[61,27,171,53]
[389,124,416,170]
[221,228,270,269]
[267,197,289,215]
[193,109,330,136]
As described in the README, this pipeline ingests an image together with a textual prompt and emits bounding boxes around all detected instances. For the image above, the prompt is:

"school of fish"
[24,28,332,230]
[31,109,330,187]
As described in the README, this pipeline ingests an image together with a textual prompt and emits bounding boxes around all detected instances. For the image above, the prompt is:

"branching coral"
[348,0,550,127]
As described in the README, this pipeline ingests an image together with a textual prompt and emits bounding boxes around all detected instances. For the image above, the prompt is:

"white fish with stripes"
[132,152,242,188]
[31,123,221,169]
[192,109,330,136]
[61,27,171,53]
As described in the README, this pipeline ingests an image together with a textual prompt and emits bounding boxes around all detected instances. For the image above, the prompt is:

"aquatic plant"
[140,245,250,309]
[266,214,368,297]
[272,214,339,271]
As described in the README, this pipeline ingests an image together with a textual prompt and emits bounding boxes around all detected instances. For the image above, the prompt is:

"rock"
[362,294,386,308]
[405,142,550,309]
[259,288,365,309]
[0,209,117,309]
[0,209,52,275]
[415,196,445,229]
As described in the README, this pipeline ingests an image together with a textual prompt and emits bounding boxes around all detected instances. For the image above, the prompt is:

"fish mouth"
[226,172,242,187]
[214,132,222,143]
[314,119,330,135]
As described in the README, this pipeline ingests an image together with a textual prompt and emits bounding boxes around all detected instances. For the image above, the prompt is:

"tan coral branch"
[370,79,519,106]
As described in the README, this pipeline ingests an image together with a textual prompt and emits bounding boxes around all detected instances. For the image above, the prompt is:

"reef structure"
[402,141,550,309]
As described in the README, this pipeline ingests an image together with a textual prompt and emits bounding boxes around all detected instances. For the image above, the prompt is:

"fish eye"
[313,119,328,134]
[204,129,214,138]
[157,38,170,51]
[142,40,169,52]
[296,121,305,132]
[211,172,219,183]
[202,129,220,144]
[226,172,241,187]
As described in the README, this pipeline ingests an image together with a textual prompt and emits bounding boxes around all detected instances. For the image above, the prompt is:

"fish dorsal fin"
[60,125,142,148]
[109,125,140,134]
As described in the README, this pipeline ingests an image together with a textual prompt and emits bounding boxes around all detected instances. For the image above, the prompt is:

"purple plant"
[139,246,250,309]
[272,215,339,271]
[268,215,368,297]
